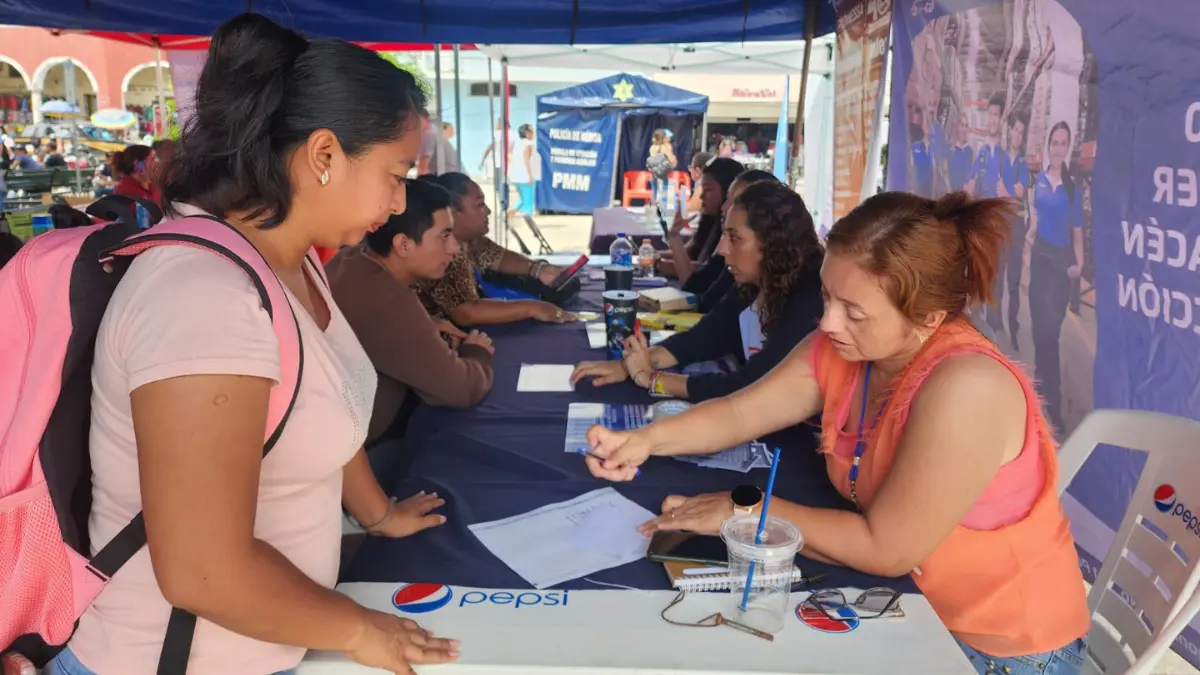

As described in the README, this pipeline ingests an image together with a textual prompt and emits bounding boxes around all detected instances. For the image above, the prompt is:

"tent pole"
[154,42,167,137]
[700,113,708,154]
[487,57,500,243]
[501,57,511,248]
[790,0,818,187]
[453,44,463,168]
[608,116,623,210]
[860,27,891,200]
[433,45,444,173]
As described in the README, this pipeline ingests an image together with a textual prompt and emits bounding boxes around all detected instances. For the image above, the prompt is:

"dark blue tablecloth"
[344,279,916,594]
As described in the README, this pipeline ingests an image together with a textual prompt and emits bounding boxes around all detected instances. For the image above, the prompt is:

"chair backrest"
[1057,410,1200,674]
[1126,586,1200,675]
[623,171,651,191]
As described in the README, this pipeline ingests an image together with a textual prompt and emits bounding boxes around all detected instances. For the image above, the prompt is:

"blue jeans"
[46,647,296,675]
[957,636,1087,675]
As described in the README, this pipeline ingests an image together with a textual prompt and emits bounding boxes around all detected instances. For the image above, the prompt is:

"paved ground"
[479,186,1197,675]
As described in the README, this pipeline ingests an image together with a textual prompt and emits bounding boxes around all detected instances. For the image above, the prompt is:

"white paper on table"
[585,323,606,349]
[517,364,576,392]
[468,488,657,588]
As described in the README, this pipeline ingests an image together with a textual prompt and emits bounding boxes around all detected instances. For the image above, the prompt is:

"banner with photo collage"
[889,0,1200,665]
[832,0,892,221]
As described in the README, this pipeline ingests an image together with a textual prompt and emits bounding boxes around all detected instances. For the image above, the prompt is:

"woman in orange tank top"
[583,191,1089,674]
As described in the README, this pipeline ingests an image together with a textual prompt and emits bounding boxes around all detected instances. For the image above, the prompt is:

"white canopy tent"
[476,38,833,75]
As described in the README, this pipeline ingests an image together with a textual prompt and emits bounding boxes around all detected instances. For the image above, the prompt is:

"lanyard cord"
[850,363,891,508]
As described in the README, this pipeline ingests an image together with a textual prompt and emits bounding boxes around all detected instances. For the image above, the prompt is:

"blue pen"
[740,447,782,612]
[576,447,641,477]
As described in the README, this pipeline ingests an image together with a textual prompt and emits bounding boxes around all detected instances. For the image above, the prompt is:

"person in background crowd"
[685,151,712,214]
[327,178,495,446]
[10,145,40,171]
[0,232,21,269]
[442,122,455,140]
[43,14,458,675]
[0,143,8,213]
[152,138,177,180]
[479,119,510,184]
[43,141,68,168]
[718,137,734,158]
[1026,121,1084,431]
[647,129,677,213]
[993,113,1030,347]
[112,145,159,204]
[968,95,1005,198]
[658,157,742,285]
[583,191,1089,674]
[417,172,573,326]
[92,151,120,197]
[508,124,537,219]
[572,181,824,401]
[418,111,458,176]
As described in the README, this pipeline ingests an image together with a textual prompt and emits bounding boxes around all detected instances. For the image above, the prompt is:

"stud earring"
[918,331,929,345]
[319,169,329,186]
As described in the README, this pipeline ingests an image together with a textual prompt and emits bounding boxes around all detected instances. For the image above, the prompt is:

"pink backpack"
[0,214,321,673]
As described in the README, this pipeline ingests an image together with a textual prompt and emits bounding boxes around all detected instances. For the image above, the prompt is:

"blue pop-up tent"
[535,73,707,214]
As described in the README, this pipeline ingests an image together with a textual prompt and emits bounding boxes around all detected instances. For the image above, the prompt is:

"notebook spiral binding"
[674,570,806,592]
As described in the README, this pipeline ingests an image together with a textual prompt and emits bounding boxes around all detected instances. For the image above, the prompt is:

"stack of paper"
[468,488,656,588]
[517,364,575,392]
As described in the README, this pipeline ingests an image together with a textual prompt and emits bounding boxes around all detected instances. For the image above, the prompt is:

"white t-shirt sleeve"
[104,246,282,393]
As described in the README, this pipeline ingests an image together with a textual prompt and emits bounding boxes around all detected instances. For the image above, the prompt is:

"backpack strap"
[90,215,305,675]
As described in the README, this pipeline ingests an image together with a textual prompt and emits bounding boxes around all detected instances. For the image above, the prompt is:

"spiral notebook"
[663,559,804,591]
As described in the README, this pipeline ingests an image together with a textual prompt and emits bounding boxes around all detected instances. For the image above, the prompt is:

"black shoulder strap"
[86,228,306,675]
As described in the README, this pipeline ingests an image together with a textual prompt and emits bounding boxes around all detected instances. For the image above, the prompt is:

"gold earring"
[918,332,929,345]
[319,169,329,186]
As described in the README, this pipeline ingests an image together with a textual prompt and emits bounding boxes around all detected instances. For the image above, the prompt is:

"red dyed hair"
[825,191,1014,323]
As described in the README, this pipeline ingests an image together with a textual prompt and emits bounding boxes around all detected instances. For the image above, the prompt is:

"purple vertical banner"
[165,50,207,132]
[888,0,1200,666]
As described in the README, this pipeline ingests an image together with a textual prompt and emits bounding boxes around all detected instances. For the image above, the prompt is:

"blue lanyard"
[850,362,890,507]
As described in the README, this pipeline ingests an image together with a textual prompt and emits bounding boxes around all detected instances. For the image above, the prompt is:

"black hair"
[162,13,428,226]
[365,179,454,254]
[0,232,23,270]
[518,124,533,139]
[1048,121,1076,203]
[988,94,1005,110]
[427,172,477,210]
[115,145,152,176]
[733,169,779,186]
[733,181,823,334]
[689,157,744,260]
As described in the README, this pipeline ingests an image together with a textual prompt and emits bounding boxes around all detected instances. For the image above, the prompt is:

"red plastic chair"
[622,171,653,207]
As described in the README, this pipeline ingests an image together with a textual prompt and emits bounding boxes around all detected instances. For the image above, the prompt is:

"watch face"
[731,484,761,508]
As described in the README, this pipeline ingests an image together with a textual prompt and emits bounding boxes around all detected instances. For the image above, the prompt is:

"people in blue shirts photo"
[989,114,1031,345]
[946,110,975,192]
[1025,121,1085,430]
[967,94,1005,198]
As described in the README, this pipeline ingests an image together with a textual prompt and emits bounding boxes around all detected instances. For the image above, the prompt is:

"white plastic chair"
[1126,586,1200,675]
[1053,409,1200,674]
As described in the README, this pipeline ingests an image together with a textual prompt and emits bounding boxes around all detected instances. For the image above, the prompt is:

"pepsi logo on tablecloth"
[392,583,454,614]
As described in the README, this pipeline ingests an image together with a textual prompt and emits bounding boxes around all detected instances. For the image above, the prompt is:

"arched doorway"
[0,56,32,131]
[121,62,174,138]
[32,57,100,121]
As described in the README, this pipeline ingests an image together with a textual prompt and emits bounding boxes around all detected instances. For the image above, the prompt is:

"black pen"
[790,572,830,591]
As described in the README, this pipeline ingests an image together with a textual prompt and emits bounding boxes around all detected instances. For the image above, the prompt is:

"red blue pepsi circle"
[1155,484,1177,513]
[796,602,860,633]
[392,583,454,614]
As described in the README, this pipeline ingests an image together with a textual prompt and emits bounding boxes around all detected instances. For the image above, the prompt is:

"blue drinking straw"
[740,447,783,612]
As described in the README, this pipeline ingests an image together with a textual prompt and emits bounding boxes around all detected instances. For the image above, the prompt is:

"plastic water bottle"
[637,239,656,278]
[610,232,634,268]
[679,183,691,219]
[643,202,655,227]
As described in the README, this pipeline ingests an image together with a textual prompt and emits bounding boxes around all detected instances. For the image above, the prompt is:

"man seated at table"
[571,181,824,402]
[327,178,497,445]
[418,172,576,326]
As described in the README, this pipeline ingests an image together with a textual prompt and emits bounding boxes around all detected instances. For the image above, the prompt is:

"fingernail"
[430,492,438,498]
[418,490,426,495]
[438,515,447,524]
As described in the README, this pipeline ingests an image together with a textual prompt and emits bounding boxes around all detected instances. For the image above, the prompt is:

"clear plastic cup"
[721,515,803,634]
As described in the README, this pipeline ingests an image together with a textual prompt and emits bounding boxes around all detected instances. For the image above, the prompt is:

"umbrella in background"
[90,108,138,130]
[40,99,83,116]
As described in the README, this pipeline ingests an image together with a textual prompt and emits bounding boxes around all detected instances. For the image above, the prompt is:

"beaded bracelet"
[648,370,670,397]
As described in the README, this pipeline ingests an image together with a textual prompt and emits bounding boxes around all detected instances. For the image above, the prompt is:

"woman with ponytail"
[49,14,457,675]
[1025,121,1085,430]
[581,191,1089,674]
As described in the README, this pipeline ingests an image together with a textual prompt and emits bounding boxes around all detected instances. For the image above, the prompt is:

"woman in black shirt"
[572,181,824,401]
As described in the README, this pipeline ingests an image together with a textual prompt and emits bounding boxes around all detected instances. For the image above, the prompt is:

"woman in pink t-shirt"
[45,14,458,675]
